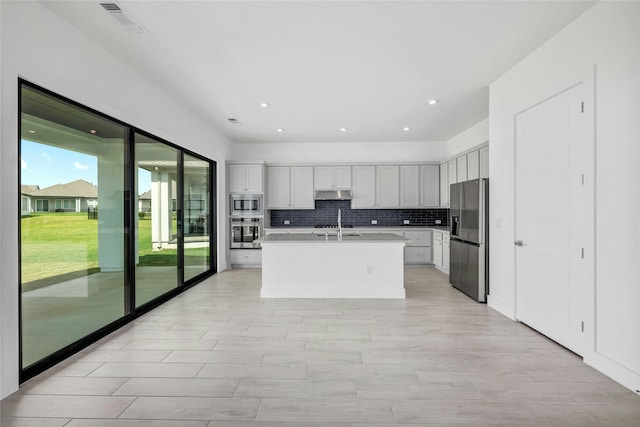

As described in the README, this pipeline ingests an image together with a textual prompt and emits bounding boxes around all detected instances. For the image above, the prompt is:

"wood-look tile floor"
[2,267,639,426]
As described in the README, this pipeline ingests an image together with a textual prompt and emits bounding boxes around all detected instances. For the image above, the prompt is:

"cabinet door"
[404,247,432,264]
[400,165,420,207]
[467,150,480,180]
[376,165,400,208]
[228,164,248,193]
[404,230,432,247]
[433,239,443,267]
[420,165,440,207]
[267,166,290,208]
[440,163,449,207]
[352,166,376,208]
[443,240,450,273]
[457,155,468,182]
[480,146,489,178]
[333,166,352,189]
[314,166,334,189]
[448,159,457,186]
[290,166,314,209]
[245,164,263,193]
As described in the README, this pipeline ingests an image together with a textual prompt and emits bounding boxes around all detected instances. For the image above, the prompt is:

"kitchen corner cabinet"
[229,163,263,193]
[267,166,314,209]
[314,166,351,190]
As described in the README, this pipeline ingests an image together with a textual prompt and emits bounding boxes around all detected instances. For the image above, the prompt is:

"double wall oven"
[230,194,263,249]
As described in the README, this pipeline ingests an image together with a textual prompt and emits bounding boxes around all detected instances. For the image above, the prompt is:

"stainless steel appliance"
[449,178,489,302]
[230,194,262,216]
[230,217,263,249]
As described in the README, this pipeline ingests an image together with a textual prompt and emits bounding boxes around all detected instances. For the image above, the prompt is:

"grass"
[21,212,209,285]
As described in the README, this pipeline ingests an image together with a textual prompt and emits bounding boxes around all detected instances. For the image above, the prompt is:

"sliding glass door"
[19,80,216,380]
[135,133,180,307]
[20,84,128,368]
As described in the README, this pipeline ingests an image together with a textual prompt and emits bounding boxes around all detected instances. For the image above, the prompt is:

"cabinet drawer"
[433,231,443,241]
[443,233,450,243]
[404,247,432,264]
[404,230,432,247]
[230,249,262,265]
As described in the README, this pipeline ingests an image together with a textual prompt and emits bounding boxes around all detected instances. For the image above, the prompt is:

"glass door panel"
[20,85,127,368]
[183,153,211,281]
[135,133,180,306]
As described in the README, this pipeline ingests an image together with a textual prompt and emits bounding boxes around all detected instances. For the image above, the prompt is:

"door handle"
[514,240,525,247]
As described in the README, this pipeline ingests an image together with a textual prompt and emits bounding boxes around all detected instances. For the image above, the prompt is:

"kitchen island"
[259,232,409,298]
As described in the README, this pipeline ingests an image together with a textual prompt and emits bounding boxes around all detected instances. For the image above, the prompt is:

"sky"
[21,140,151,193]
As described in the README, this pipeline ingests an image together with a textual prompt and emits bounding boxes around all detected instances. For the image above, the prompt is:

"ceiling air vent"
[100,2,147,33]
[227,118,242,125]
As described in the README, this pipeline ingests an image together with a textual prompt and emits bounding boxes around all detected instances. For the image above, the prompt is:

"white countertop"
[259,232,409,244]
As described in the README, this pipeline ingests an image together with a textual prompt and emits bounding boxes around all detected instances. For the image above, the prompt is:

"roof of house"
[21,185,40,195]
[139,190,152,200]
[30,179,97,198]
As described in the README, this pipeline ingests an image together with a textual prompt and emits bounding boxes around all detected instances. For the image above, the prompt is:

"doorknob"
[514,240,525,247]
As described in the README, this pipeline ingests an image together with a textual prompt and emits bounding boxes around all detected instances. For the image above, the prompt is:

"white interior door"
[515,83,589,355]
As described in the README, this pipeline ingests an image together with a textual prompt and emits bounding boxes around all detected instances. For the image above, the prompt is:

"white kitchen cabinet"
[480,145,489,179]
[267,166,314,209]
[433,230,450,273]
[403,229,433,264]
[229,163,263,193]
[440,162,449,207]
[400,165,420,207]
[230,249,262,268]
[467,150,480,180]
[448,159,457,186]
[352,166,376,208]
[442,233,450,274]
[314,166,351,190]
[456,155,468,182]
[290,166,314,208]
[376,165,400,208]
[420,165,440,207]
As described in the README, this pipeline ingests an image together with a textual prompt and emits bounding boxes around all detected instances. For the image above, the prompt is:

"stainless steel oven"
[230,217,263,249]
[230,194,262,216]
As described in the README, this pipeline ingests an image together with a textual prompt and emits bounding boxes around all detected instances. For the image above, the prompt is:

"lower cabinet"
[403,230,433,265]
[230,249,262,268]
[433,230,450,274]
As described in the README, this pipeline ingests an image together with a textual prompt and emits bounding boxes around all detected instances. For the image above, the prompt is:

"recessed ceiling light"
[428,99,439,105]
[276,128,284,133]
[260,102,270,108]
[403,127,411,132]
[29,130,36,134]
[340,127,348,132]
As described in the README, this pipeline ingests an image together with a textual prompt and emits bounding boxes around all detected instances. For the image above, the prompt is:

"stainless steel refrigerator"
[449,178,489,302]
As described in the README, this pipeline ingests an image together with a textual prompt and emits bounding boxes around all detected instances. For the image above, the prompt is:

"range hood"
[314,190,353,200]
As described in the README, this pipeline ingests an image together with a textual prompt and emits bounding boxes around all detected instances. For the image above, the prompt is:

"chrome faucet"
[337,208,343,240]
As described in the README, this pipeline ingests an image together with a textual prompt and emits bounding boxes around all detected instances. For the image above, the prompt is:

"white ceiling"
[42,0,595,144]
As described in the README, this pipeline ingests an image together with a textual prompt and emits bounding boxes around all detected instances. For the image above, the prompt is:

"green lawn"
[21,212,209,286]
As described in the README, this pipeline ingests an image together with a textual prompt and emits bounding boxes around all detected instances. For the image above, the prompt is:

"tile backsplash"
[269,200,448,228]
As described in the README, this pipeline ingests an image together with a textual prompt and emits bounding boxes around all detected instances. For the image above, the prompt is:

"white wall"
[490,1,640,392]
[446,118,489,158]
[232,140,447,164]
[1,1,233,398]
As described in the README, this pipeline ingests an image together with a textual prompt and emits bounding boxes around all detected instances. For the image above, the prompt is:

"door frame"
[513,70,595,356]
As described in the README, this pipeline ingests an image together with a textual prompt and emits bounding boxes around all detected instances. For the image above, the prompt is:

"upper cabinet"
[467,150,480,180]
[314,166,352,190]
[376,165,400,208]
[440,144,489,206]
[228,163,264,193]
[267,166,314,209]
[420,165,440,207]
[400,165,420,207]
[479,146,489,178]
[352,166,376,209]
[440,162,449,207]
